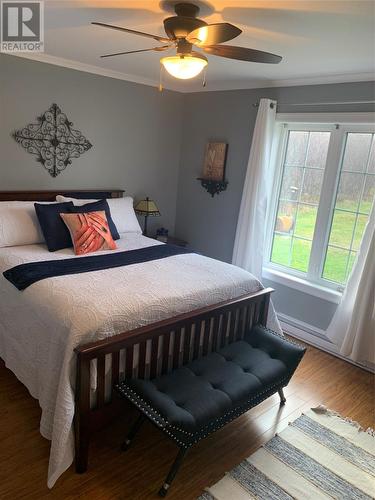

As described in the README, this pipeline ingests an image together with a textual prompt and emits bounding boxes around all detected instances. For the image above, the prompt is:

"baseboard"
[278,312,374,374]
[278,313,328,338]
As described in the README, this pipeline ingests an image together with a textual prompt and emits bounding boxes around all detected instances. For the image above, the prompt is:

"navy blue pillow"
[67,199,120,240]
[34,202,75,252]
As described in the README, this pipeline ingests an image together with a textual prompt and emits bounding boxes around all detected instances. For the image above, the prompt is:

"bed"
[0,190,276,488]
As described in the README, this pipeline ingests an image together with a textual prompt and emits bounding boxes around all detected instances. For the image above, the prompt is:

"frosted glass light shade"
[160,54,208,80]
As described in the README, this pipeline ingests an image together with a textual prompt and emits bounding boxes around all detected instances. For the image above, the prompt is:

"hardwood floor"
[0,343,373,500]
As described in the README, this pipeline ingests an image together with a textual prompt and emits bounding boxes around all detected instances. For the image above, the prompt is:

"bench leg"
[159,447,189,497]
[278,388,286,405]
[121,413,145,451]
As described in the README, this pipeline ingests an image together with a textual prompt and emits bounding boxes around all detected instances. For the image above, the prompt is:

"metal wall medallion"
[12,103,92,177]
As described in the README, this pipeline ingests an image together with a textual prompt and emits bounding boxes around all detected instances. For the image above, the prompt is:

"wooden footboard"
[74,288,273,473]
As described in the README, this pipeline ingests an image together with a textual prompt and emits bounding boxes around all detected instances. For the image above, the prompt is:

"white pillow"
[0,201,47,247]
[55,196,142,234]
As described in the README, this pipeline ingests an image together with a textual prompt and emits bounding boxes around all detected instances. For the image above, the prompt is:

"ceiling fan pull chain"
[202,66,207,87]
[159,65,163,92]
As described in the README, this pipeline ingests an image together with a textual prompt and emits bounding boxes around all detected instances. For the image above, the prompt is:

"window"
[266,120,375,293]
[322,133,374,284]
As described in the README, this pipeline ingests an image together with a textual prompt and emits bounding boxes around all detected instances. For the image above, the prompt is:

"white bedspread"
[0,234,264,487]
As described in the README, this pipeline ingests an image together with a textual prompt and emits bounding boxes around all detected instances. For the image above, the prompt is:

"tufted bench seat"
[116,324,305,496]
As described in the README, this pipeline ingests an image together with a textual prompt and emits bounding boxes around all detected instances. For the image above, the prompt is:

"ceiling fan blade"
[186,23,242,46]
[101,46,171,58]
[203,45,282,63]
[92,22,171,43]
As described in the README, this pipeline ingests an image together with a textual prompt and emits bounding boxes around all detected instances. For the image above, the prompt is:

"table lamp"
[134,197,160,236]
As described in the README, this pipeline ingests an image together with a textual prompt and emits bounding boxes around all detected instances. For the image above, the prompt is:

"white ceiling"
[14,0,375,92]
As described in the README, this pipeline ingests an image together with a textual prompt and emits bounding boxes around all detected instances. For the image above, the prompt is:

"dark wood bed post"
[75,353,91,473]
[259,291,271,326]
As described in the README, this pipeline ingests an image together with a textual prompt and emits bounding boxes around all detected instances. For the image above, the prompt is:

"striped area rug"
[198,407,375,500]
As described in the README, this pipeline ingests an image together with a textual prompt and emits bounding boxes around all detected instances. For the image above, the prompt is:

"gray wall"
[174,81,375,330]
[0,54,183,233]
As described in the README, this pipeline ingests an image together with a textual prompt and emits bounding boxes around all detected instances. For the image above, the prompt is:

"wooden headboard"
[0,189,124,202]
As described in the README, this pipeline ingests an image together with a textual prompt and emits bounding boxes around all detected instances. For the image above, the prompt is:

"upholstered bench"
[116,324,306,496]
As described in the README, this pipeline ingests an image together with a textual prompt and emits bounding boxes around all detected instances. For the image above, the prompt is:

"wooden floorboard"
[0,342,373,499]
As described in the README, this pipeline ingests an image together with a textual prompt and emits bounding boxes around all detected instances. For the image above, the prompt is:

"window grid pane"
[322,132,374,284]
[271,130,329,273]
[342,133,373,172]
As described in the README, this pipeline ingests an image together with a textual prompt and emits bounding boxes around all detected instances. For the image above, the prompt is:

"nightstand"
[154,235,188,248]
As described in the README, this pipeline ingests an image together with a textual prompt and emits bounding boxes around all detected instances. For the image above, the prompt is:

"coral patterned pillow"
[60,211,117,255]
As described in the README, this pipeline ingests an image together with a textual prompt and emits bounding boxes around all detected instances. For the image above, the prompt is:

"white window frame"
[263,112,375,303]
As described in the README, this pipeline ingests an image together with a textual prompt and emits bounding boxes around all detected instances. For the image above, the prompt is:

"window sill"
[262,267,342,304]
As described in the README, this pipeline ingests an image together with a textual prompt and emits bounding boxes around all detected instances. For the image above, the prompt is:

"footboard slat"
[74,288,274,474]
[172,329,182,370]
[228,309,237,344]
[149,337,159,379]
[202,319,211,356]
[221,311,230,347]
[183,323,193,365]
[138,341,147,379]
[111,351,120,386]
[254,301,261,325]
[193,321,201,359]
[211,314,221,352]
[239,306,247,340]
[125,347,134,379]
[248,303,254,331]
[162,333,171,374]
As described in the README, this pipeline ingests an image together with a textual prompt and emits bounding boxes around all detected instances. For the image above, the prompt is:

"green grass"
[271,204,369,284]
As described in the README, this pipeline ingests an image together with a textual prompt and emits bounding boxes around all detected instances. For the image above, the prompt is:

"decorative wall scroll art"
[197,142,228,197]
[202,142,228,181]
[12,103,92,178]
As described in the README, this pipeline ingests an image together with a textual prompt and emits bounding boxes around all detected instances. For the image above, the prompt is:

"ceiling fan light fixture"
[93,3,283,79]
[160,53,207,80]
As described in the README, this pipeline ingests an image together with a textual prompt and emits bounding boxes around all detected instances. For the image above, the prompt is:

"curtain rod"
[252,100,375,108]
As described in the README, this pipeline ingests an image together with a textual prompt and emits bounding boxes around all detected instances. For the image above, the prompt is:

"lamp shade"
[160,53,208,80]
[134,197,160,217]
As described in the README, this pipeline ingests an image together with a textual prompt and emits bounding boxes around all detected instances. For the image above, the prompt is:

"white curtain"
[232,98,281,333]
[327,202,375,366]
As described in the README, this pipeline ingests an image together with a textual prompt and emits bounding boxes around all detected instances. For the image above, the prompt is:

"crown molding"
[179,72,375,93]
[7,52,375,94]
[8,52,181,92]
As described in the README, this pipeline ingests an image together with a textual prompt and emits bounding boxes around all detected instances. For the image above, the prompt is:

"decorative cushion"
[119,326,305,434]
[56,195,142,234]
[60,211,118,255]
[34,202,74,252]
[66,199,120,241]
[0,201,49,248]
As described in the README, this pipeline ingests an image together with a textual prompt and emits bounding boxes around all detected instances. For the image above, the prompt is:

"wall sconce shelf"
[197,178,228,197]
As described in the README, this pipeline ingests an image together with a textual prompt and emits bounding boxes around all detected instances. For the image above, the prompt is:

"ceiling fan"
[92,2,282,82]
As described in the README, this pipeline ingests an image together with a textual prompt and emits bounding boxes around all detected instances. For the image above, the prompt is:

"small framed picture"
[202,142,228,181]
